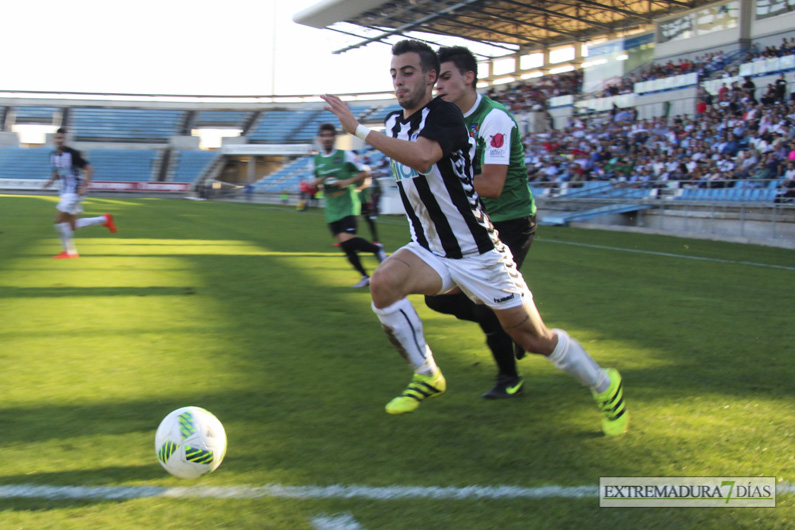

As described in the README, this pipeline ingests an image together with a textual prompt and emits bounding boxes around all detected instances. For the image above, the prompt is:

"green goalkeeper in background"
[312,123,387,288]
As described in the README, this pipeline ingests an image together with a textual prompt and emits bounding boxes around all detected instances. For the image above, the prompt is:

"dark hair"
[318,123,336,135]
[56,127,67,134]
[437,46,478,89]
[392,39,439,81]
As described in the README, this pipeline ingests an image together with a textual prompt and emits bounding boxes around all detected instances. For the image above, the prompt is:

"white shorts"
[57,193,83,215]
[402,241,532,310]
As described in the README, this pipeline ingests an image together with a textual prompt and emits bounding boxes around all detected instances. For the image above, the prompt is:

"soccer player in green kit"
[312,123,387,288]
[429,45,537,399]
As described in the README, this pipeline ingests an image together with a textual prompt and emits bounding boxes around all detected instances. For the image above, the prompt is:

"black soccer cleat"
[482,375,524,399]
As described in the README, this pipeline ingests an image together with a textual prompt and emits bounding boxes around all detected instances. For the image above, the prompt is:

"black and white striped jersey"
[384,96,499,259]
[50,147,89,195]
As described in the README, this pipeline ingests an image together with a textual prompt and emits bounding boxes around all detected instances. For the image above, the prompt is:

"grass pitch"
[0,194,792,529]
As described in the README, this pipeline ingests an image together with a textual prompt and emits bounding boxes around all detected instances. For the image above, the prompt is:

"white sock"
[372,298,438,375]
[75,216,105,229]
[56,222,77,254]
[547,329,609,393]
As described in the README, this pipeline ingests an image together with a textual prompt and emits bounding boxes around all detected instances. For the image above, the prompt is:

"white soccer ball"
[155,406,227,479]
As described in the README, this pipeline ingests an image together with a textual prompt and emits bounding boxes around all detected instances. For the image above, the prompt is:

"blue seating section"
[195,111,251,128]
[291,106,372,142]
[87,149,158,181]
[677,187,779,202]
[71,108,184,142]
[13,106,59,123]
[249,106,374,143]
[173,150,218,182]
[366,103,402,123]
[248,110,316,143]
[0,147,52,179]
[253,157,313,192]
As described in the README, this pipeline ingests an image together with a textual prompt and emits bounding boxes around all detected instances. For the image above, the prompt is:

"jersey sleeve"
[71,148,89,169]
[310,157,318,177]
[479,109,514,166]
[418,100,467,156]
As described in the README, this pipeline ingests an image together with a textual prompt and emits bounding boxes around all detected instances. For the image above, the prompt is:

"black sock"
[426,293,518,377]
[340,240,368,277]
[365,217,379,241]
[346,236,379,253]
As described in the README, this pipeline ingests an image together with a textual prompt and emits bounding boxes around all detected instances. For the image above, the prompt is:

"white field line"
[0,483,791,501]
[311,512,364,530]
[544,240,795,271]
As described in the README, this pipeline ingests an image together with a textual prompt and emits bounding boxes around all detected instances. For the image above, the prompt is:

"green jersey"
[464,94,535,222]
[312,149,364,223]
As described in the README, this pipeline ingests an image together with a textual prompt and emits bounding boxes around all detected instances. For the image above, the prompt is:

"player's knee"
[369,266,402,308]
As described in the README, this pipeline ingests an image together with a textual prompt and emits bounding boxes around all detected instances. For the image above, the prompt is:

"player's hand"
[320,94,358,135]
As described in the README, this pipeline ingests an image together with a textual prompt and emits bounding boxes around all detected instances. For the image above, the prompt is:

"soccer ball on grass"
[155,406,227,479]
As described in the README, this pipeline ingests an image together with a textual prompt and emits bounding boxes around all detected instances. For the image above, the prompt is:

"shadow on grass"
[0,286,199,298]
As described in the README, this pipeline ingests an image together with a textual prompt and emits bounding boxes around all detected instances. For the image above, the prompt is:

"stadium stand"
[366,103,403,123]
[171,150,219,182]
[87,149,159,182]
[0,147,51,180]
[247,109,317,143]
[70,108,185,142]
[292,106,372,141]
[194,110,253,129]
[253,157,313,193]
[12,106,60,124]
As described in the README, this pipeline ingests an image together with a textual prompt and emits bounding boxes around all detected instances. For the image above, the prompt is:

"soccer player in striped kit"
[321,40,627,436]
[43,128,116,258]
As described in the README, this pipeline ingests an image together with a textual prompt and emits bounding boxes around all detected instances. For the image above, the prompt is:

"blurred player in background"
[43,128,116,258]
[311,123,387,288]
[357,176,380,243]
[428,45,537,399]
[321,40,627,436]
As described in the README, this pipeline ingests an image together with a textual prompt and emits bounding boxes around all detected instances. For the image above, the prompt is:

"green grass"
[0,194,792,529]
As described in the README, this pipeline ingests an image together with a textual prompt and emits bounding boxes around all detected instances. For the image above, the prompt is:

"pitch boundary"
[0,482,791,501]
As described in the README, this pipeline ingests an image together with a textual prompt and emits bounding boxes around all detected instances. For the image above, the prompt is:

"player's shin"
[56,222,77,254]
[371,298,438,375]
[547,329,609,394]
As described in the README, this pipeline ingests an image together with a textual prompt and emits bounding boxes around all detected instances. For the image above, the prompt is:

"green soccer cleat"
[385,369,446,414]
[592,368,629,436]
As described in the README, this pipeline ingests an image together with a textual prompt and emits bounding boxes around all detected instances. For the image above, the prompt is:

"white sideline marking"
[0,482,790,501]
[0,483,595,500]
[544,240,795,271]
[311,512,363,530]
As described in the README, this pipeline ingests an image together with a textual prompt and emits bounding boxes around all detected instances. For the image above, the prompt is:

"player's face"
[436,62,470,107]
[391,52,434,113]
[54,133,66,149]
[318,131,336,152]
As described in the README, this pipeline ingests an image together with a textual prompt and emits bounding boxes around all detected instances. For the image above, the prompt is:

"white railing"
[633,72,699,95]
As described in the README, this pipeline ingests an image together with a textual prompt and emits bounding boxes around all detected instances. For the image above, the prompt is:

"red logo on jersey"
[490,133,504,148]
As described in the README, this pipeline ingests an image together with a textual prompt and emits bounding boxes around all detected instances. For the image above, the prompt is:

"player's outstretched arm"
[321,94,442,174]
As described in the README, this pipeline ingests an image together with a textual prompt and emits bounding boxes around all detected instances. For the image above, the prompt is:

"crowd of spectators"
[485,70,583,112]
[744,38,795,62]
[520,79,795,199]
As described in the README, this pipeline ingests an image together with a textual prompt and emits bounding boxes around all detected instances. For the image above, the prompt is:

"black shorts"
[328,215,358,237]
[493,215,537,269]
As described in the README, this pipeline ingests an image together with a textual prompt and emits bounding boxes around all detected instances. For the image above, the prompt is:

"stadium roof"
[295,0,716,56]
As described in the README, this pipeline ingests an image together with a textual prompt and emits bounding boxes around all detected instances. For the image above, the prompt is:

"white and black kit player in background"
[320,39,628,435]
[43,128,117,258]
